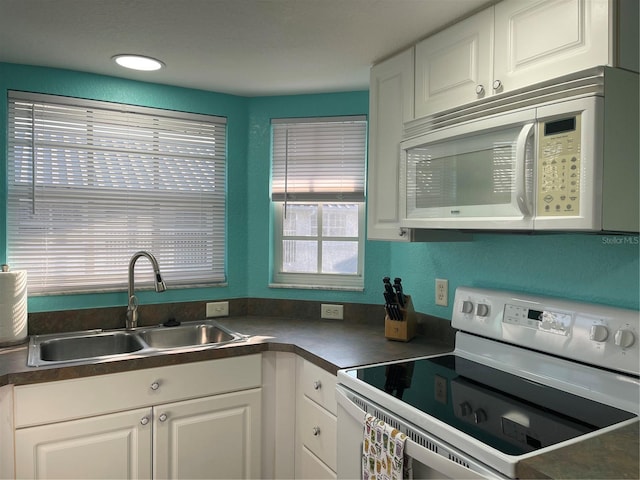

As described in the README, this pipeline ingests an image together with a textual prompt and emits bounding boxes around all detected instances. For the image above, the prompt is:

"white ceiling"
[0,0,492,97]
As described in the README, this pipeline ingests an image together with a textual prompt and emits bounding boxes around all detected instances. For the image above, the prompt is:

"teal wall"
[390,233,639,316]
[1,63,638,317]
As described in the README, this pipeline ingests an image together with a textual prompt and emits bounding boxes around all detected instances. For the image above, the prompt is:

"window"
[7,92,226,294]
[271,116,367,289]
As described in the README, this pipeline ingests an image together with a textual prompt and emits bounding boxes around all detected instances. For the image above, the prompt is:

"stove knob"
[614,329,635,349]
[589,324,609,342]
[461,301,474,314]
[476,304,490,317]
[473,408,487,424]
[457,402,472,417]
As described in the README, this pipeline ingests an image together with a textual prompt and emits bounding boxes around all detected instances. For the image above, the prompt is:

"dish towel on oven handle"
[362,413,413,480]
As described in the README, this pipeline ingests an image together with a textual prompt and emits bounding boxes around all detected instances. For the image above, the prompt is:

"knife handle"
[385,305,393,320]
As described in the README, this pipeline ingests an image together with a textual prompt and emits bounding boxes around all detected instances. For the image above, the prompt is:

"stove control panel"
[452,287,639,375]
[503,304,571,335]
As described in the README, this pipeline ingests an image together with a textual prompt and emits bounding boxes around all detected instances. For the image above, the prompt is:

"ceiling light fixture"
[112,54,164,71]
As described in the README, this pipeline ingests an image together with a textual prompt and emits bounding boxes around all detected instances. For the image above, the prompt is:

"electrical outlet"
[435,278,448,306]
[321,304,344,320]
[206,301,229,318]
[435,375,447,404]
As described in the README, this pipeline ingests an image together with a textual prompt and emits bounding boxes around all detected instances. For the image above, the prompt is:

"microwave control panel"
[537,114,582,216]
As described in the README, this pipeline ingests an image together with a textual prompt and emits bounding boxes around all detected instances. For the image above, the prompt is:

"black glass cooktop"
[354,355,636,455]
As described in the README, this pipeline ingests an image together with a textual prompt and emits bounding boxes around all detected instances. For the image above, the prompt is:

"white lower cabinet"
[10,352,340,480]
[13,355,262,479]
[16,407,153,479]
[295,358,337,479]
[154,389,261,479]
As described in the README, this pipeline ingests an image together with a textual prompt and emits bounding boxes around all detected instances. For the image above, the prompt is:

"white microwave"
[399,90,638,232]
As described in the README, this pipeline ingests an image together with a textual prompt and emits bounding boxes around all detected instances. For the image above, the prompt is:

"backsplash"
[27,298,456,345]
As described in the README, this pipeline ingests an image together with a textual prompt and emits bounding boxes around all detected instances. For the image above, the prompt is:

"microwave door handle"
[515,123,535,216]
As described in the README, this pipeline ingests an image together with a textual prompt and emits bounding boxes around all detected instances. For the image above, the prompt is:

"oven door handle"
[336,386,496,480]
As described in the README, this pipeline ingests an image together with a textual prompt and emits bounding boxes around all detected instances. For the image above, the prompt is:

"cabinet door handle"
[150,381,160,391]
[312,426,321,436]
[313,380,322,390]
[492,79,503,91]
[158,413,168,422]
[475,84,485,95]
[140,416,150,426]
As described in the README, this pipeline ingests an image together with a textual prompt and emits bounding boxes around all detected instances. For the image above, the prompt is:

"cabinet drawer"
[15,354,261,428]
[299,396,337,471]
[301,360,337,415]
[299,445,336,479]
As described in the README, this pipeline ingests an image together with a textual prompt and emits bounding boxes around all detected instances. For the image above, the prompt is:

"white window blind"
[271,116,367,202]
[271,116,366,289]
[7,91,227,295]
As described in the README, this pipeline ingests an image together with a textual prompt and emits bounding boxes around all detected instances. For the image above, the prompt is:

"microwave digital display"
[544,117,576,136]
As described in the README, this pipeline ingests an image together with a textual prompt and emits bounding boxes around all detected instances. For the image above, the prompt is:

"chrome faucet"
[126,251,167,329]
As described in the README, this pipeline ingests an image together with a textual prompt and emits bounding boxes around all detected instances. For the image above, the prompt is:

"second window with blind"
[271,116,367,289]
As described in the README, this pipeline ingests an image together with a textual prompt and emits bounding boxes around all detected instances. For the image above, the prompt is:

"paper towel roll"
[0,270,28,346]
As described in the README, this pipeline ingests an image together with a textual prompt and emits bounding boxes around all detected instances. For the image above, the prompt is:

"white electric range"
[336,287,639,479]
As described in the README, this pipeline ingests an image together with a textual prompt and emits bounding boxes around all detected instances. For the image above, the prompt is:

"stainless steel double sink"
[27,320,247,367]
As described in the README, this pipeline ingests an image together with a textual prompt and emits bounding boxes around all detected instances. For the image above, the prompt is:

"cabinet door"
[15,408,152,479]
[493,0,611,92]
[367,47,414,241]
[154,388,262,479]
[415,7,493,118]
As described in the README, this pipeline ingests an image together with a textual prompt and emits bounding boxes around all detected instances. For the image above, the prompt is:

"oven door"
[336,385,505,480]
[400,108,536,230]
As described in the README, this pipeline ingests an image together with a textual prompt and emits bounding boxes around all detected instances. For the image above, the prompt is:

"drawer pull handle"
[312,426,321,436]
[140,416,150,426]
[313,380,322,390]
[150,381,160,391]
[159,413,168,422]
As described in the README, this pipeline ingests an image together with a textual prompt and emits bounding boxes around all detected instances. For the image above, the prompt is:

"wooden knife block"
[384,294,417,342]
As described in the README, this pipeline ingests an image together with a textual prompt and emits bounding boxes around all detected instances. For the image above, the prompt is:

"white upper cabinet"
[493,0,610,92]
[415,8,494,119]
[415,0,619,118]
[367,47,414,241]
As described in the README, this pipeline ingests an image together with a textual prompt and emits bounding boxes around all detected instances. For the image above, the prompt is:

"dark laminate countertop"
[0,315,454,386]
[0,315,637,479]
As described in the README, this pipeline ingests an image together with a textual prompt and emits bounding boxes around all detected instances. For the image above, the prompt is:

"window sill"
[268,283,364,292]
